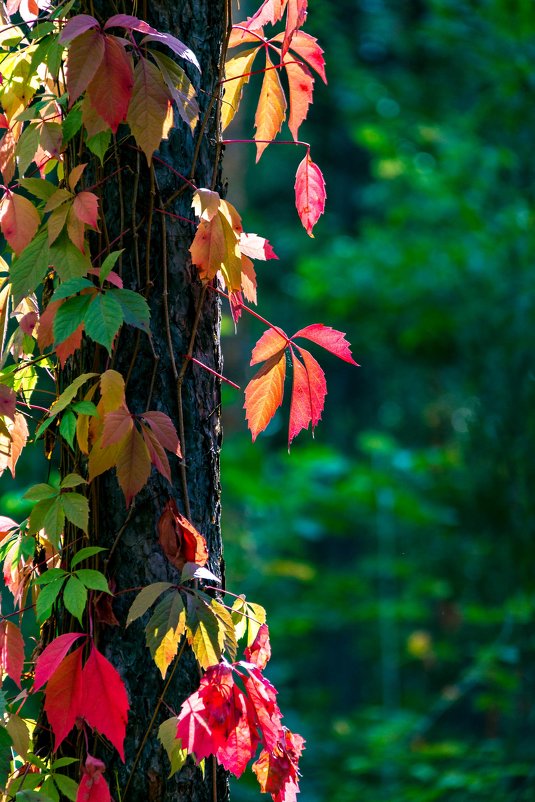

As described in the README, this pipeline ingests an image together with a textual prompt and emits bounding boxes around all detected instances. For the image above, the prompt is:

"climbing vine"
[0,2,356,801]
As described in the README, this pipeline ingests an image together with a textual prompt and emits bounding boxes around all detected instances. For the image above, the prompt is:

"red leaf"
[245,351,287,441]
[101,406,133,447]
[73,192,99,229]
[44,645,84,751]
[76,755,111,802]
[291,323,359,365]
[140,411,181,456]
[250,327,289,366]
[294,154,326,237]
[0,620,25,687]
[65,28,105,105]
[34,632,86,690]
[87,35,134,133]
[288,346,326,445]
[0,385,16,420]
[244,623,271,670]
[59,14,99,43]
[273,30,327,83]
[284,58,314,141]
[237,663,282,752]
[252,728,305,802]
[141,424,172,483]
[80,645,129,761]
[0,191,40,255]
[241,0,286,29]
[281,0,308,57]
[240,233,278,261]
[158,498,209,571]
[104,14,158,34]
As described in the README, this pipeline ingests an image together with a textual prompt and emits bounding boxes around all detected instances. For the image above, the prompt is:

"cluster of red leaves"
[34,633,129,760]
[176,625,304,802]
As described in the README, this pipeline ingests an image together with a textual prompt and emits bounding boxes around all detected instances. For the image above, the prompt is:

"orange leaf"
[65,27,105,104]
[66,205,86,253]
[222,47,259,131]
[141,424,172,483]
[0,412,29,478]
[158,498,209,570]
[294,153,326,237]
[101,405,134,447]
[82,96,110,139]
[190,214,226,282]
[244,350,286,441]
[250,327,289,365]
[280,0,308,57]
[0,619,24,687]
[68,163,87,192]
[273,29,327,83]
[0,192,40,255]
[127,56,171,164]
[116,426,151,507]
[0,125,18,185]
[87,35,134,133]
[254,52,287,162]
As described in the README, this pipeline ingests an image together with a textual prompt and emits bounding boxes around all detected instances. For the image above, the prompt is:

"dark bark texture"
[74,2,229,801]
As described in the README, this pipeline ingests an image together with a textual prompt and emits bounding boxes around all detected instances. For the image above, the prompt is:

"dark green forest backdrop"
[3,1,535,800]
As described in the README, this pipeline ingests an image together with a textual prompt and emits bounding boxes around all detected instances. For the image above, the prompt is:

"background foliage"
[3,0,535,800]
[219,0,535,800]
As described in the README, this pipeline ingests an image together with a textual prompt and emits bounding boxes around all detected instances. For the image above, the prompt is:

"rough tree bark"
[63,2,229,801]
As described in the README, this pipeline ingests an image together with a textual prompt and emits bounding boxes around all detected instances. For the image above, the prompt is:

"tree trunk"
[75,3,228,800]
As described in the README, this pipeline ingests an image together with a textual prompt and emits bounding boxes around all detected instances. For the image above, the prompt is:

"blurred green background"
[220,1,535,800]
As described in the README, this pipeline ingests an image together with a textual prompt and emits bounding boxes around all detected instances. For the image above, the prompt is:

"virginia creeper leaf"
[59,14,99,44]
[0,620,24,687]
[158,717,188,777]
[244,350,287,441]
[115,426,151,507]
[10,228,49,305]
[63,575,87,624]
[44,644,84,751]
[65,28,104,103]
[126,581,174,626]
[80,646,129,761]
[250,327,289,365]
[158,499,209,571]
[83,292,123,352]
[127,56,170,164]
[87,35,134,133]
[145,591,186,678]
[254,52,287,161]
[292,323,359,364]
[294,153,326,237]
[222,47,258,131]
[0,191,40,255]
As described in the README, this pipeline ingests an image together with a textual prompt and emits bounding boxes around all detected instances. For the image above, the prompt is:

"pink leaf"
[59,14,99,44]
[0,620,25,687]
[140,411,181,456]
[34,632,86,691]
[294,154,326,237]
[291,323,359,365]
[244,623,271,670]
[273,30,327,83]
[0,385,16,420]
[73,192,99,229]
[296,345,327,428]
[104,15,158,34]
[140,33,200,71]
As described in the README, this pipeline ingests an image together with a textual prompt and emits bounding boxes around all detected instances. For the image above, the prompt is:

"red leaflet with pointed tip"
[0,620,25,687]
[87,35,134,133]
[0,385,16,420]
[240,233,278,261]
[34,632,86,690]
[59,14,99,44]
[288,345,327,444]
[250,328,289,365]
[252,728,305,802]
[76,770,111,802]
[80,646,129,761]
[73,192,99,229]
[44,645,84,751]
[104,14,158,34]
[281,0,308,57]
[237,663,282,752]
[273,30,327,83]
[0,191,40,255]
[284,58,314,141]
[292,323,358,365]
[244,623,271,670]
[141,424,171,483]
[140,411,181,456]
[101,406,133,447]
[242,0,286,29]
[245,351,286,441]
[294,154,326,237]
[65,28,105,104]
[255,52,287,161]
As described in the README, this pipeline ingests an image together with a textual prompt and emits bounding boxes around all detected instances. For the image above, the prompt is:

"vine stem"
[212,286,290,342]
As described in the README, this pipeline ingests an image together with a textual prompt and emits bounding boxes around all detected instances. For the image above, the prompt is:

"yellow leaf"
[99,369,125,413]
[254,52,287,162]
[127,56,170,164]
[6,714,30,759]
[222,47,258,131]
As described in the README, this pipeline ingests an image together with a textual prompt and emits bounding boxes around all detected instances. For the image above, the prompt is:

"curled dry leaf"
[158,498,209,571]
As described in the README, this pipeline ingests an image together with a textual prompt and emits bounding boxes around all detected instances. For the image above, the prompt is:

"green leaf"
[52,277,94,301]
[28,497,56,536]
[84,293,123,352]
[145,591,186,678]
[16,124,40,176]
[48,373,97,418]
[10,229,49,305]
[49,232,91,280]
[53,294,92,344]
[0,726,13,793]
[158,717,188,777]
[211,598,237,661]
[42,498,65,546]
[51,773,78,801]
[33,568,67,586]
[185,595,222,670]
[19,178,57,202]
[62,105,83,145]
[23,483,58,502]
[63,575,87,624]
[75,569,110,593]
[36,577,65,623]
[50,757,78,769]
[59,410,77,448]
[60,472,87,489]
[71,400,98,416]
[61,492,89,533]
[111,289,150,333]
[70,546,106,568]
[127,581,174,626]
[100,250,123,283]
[87,131,111,165]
